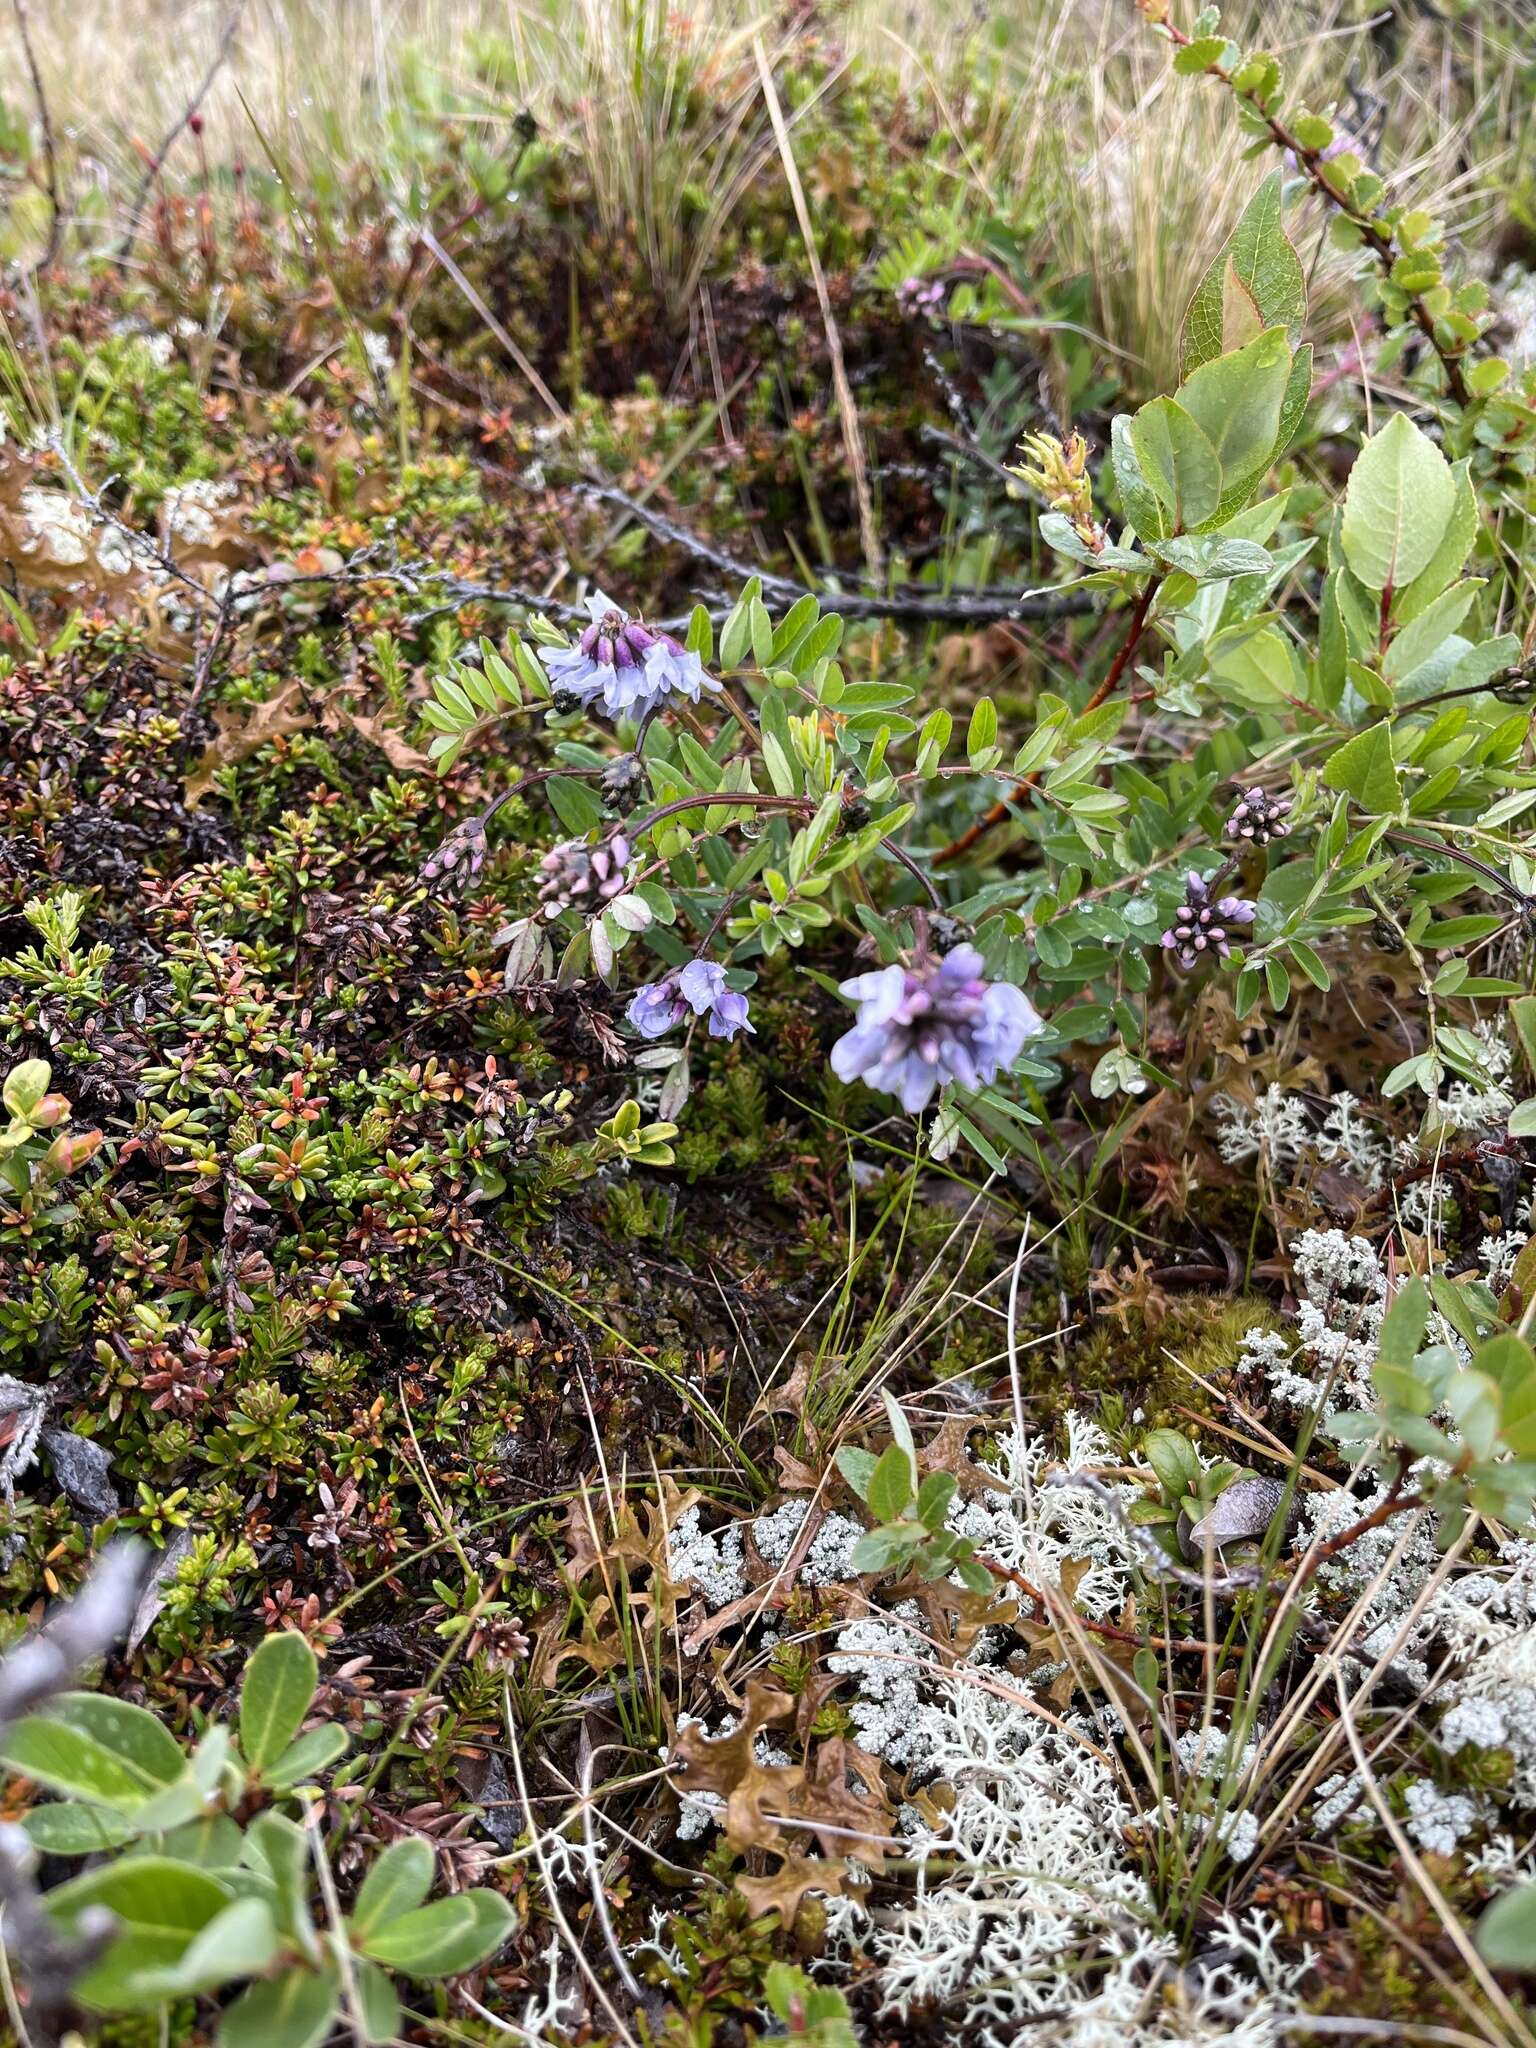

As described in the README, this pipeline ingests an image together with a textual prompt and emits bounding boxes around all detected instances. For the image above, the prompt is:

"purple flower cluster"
[546,590,719,721]
[1161,870,1256,971]
[830,944,1041,1113]
[419,812,488,890]
[626,959,753,1043]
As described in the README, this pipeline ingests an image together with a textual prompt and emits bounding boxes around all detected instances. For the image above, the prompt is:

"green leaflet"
[1393,458,1478,624]
[1322,722,1403,814]
[1127,397,1222,533]
[1175,327,1295,509]
[1383,580,1481,683]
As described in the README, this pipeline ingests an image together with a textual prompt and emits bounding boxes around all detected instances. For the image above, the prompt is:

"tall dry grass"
[0,0,1528,396]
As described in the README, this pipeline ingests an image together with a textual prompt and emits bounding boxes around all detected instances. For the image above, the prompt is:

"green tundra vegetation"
[3,0,1536,2043]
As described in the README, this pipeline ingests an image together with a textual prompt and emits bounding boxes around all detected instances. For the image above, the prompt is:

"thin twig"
[0,1544,146,1729]
[1043,1470,1261,1595]
[578,481,1096,625]
[1145,1,1473,404]
[880,832,942,908]
[1284,1459,1423,1602]
[1384,828,1533,913]
[46,434,220,610]
[0,1547,148,2048]
[11,0,61,268]
[115,0,248,268]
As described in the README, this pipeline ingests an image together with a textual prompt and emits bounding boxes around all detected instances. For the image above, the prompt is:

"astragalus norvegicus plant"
[5,0,1536,2043]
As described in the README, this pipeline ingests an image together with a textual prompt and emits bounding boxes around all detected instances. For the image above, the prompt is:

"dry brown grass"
[0,0,1525,400]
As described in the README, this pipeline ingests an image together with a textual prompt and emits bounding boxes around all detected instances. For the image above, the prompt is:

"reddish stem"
[933,576,1159,867]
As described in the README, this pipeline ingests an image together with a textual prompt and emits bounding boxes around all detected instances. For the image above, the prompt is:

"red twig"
[932,576,1159,867]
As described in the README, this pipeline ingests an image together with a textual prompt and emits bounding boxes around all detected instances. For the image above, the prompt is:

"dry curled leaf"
[335,708,432,775]
[0,448,143,601]
[736,1852,849,1926]
[183,680,314,807]
[672,1678,798,1853]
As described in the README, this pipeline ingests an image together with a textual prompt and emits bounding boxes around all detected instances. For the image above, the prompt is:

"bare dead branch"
[10,0,62,268]
[114,0,248,269]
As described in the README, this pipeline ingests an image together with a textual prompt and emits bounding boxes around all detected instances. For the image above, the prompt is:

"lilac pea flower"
[830,944,1042,1113]
[678,958,754,1042]
[677,959,728,1009]
[626,958,754,1044]
[547,590,720,721]
[643,637,712,707]
[626,979,690,1039]
[706,988,753,1040]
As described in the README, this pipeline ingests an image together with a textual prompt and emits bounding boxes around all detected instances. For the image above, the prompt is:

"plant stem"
[933,576,1160,867]
[1144,0,1472,404]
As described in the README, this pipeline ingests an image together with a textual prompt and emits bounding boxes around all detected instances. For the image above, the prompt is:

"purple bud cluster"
[896,275,947,321]
[419,813,488,890]
[1226,785,1292,848]
[546,590,719,721]
[1161,870,1256,971]
[537,834,632,919]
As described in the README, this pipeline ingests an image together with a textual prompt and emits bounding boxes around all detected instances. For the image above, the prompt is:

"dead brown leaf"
[334,707,432,775]
[736,1852,849,1926]
[183,679,313,808]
